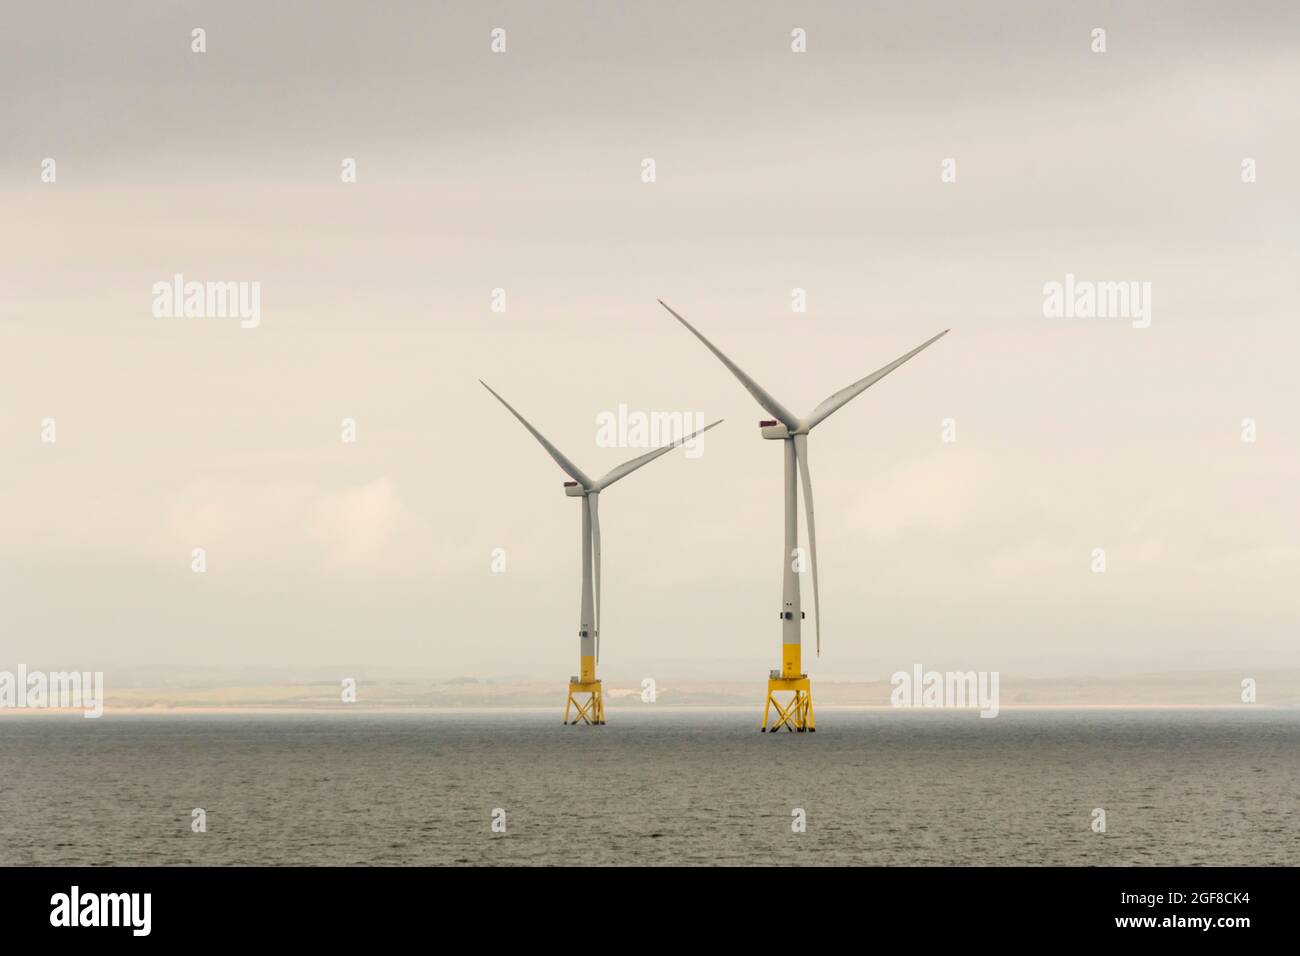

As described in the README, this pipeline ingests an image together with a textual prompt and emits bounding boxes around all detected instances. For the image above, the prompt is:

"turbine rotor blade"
[801,329,950,432]
[792,433,821,657]
[593,419,724,491]
[479,380,594,488]
[589,492,601,662]
[658,300,800,430]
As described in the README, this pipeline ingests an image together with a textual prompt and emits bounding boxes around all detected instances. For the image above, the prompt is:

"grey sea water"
[1,709,1296,866]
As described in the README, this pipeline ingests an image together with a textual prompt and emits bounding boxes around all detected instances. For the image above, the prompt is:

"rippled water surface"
[1,709,1296,865]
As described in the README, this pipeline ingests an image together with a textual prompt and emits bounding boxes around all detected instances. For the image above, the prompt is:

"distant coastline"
[2,670,1295,713]
[1,702,1293,717]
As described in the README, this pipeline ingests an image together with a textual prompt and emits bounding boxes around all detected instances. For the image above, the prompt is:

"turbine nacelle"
[563,481,585,497]
[759,420,789,440]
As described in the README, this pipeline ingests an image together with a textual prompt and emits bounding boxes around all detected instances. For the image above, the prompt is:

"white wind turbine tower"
[660,301,948,732]
[481,380,722,725]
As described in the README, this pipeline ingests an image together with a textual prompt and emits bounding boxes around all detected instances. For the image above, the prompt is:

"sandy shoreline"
[1,703,1291,717]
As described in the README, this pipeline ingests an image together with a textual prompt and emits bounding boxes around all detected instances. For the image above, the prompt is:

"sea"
[1,708,1296,866]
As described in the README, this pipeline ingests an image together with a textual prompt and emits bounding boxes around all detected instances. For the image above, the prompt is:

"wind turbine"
[481,380,721,725]
[659,301,947,732]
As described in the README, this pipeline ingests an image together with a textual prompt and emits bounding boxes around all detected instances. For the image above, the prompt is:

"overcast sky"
[2,1,1297,684]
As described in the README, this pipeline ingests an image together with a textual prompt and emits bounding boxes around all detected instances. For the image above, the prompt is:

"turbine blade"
[479,380,594,488]
[593,419,723,491]
[589,493,601,662]
[801,329,949,431]
[658,300,800,430]
[792,433,821,657]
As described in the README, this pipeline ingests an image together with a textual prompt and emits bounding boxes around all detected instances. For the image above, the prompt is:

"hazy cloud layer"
[2,2,1297,682]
